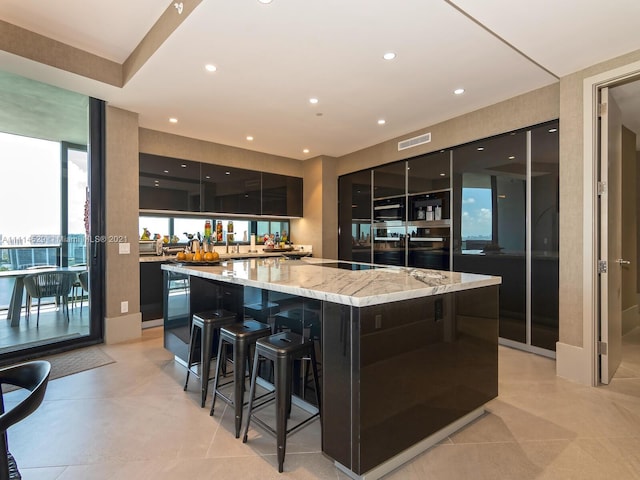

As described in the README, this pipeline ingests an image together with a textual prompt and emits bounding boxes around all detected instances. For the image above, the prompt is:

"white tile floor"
[6,326,640,479]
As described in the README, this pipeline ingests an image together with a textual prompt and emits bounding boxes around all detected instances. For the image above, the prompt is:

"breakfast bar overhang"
[162,257,501,479]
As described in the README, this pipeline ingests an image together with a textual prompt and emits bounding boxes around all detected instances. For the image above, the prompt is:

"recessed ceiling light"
[377,119,386,125]
[439,173,446,177]
[246,135,254,141]
[155,183,160,187]
[303,149,310,154]
[477,147,484,151]
[163,170,169,173]
[205,175,210,179]
[383,52,396,60]
[169,118,178,123]
[508,155,515,160]
[548,128,558,133]
[258,0,273,3]
[204,64,217,72]
[454,88,465,95]
[225,171,230,175]
[309,98,319,105]
[181,164,186,168]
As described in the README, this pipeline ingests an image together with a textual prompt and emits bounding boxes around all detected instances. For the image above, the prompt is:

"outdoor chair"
[23,272,75,326]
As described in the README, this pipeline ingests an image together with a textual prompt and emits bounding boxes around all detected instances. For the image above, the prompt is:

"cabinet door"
[338,170,372,262]
[201,164,261,214]
[262,173,303,216]
[407,150,450,194]
[373,161,406,198]
[139,154,200,211]
[452,132,527,343]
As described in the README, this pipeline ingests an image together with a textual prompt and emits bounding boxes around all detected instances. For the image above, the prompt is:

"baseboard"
[555,341,592,385]
[622,304,639,335]
[104,312,142,344]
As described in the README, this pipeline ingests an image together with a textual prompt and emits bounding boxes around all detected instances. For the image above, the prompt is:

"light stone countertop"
[140,249,311,263]
[161,257,501,307]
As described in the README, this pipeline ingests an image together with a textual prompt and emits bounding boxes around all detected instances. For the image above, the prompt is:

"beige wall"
[558,49,640,351]
[139,128,303,177]
[622,126,637,311]
[336,84,560,177]
[290,155,338,258]
[104,106,142,343]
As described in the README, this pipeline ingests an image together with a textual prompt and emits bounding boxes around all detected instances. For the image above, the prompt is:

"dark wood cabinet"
[139,154,200,211]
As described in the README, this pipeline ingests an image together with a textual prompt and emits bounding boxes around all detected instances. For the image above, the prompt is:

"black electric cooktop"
[318,262,387,271]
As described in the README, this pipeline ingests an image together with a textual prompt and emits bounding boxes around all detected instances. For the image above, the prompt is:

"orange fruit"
[204,252,214,261]
[176,251,186,261]
[185,252,194,261]
[211,251,219,261]
[193,252,203,261]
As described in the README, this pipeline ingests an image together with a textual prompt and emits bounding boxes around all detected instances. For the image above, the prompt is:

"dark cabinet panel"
[140,155,302,217]
[339,171,372,262]
[530,121,559,350]
[139,154,200,211]
[262,173,302,216]
[407,150,450,194]
[452,132,527,343]
[201,164,261,214]
[373,162,406,198]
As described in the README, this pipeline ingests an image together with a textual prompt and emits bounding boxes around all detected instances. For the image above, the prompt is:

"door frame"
[583,60,640,386]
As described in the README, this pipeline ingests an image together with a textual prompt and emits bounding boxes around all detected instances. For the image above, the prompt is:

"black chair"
[242,332,321,473]
[184,310,237,407]
[210,320,272,438]
[23,272,75,326]
[0,360,51,480]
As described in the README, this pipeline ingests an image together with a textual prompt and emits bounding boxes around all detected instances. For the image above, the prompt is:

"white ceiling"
[0,0,639,159]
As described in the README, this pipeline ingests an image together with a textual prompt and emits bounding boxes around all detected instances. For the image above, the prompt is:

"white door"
[599,86,623,384]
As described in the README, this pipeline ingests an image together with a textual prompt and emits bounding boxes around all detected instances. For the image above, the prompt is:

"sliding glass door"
[0,70,104,360]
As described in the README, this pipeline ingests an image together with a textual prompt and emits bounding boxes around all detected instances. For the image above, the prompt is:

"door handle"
[616,258,631,265]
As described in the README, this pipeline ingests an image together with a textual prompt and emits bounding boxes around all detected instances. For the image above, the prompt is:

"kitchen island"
[162,257,500,479]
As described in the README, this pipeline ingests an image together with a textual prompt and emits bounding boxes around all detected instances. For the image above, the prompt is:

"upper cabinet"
[202,164,261,215]
[139,154,201,211]
[407,150,450,194]
[261,173,303,217]
[373,162,406,199]
[139,154,302,217]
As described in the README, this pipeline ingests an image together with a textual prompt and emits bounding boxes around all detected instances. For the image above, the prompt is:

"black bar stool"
[273,308,321,399]
[242,331,321,473]
[184,309,237,407]
[210,319,272,438]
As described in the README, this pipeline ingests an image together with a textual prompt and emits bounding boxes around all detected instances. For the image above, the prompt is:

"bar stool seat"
[184,309,237,407]
[210,319,272,438]
[242,331,321,473]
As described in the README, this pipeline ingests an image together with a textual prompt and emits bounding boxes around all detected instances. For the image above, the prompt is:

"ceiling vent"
[398,132,431,151]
